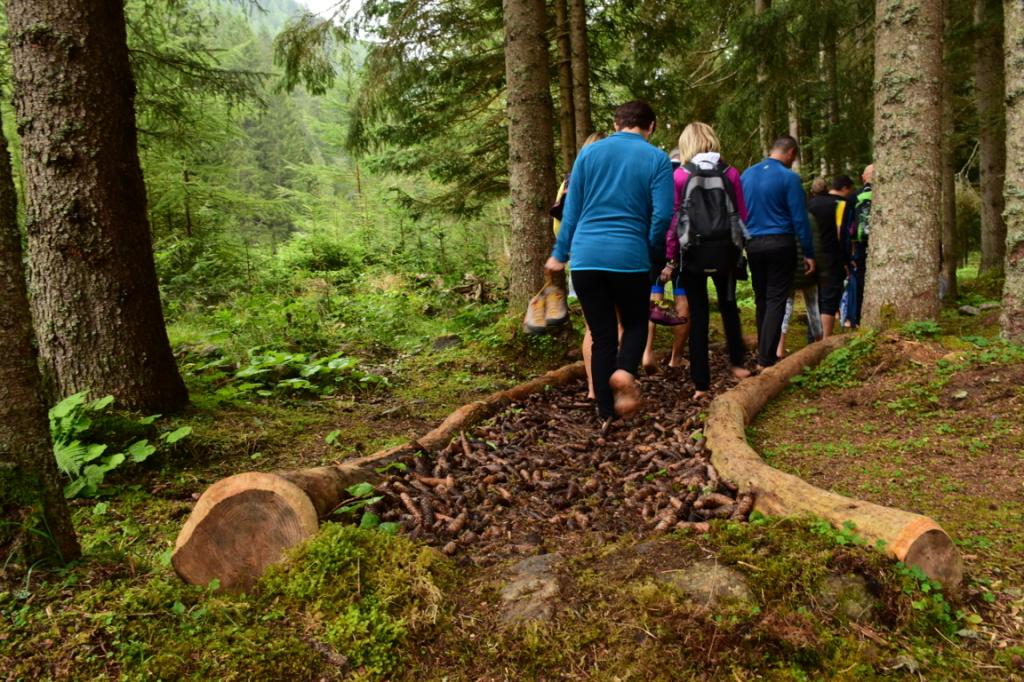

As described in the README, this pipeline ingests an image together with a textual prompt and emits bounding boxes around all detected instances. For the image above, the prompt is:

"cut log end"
[172,473,319,593]
[903,528,964,590]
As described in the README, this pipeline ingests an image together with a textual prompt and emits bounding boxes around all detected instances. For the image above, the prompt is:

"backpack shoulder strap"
[716,163,739,214]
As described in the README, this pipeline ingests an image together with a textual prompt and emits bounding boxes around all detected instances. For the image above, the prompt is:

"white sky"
[298,0,357,18]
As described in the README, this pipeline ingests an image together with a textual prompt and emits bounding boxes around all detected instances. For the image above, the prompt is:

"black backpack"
[677,161,745,275]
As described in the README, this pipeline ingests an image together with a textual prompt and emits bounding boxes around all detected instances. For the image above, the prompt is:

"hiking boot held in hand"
[543,286,568,326]
[649,299,688,326]
[524,292,548,334]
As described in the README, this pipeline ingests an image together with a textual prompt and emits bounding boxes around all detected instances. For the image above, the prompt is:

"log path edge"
[173,361,586,592]
[705,334,963,589]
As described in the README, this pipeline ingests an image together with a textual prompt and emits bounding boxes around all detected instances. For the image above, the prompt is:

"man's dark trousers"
[747,234,796,367]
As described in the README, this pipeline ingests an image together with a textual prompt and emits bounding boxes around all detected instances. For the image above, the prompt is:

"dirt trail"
[362,356,754,564]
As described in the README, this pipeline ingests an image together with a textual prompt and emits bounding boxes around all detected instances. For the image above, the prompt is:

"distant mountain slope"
[215,0,306,36]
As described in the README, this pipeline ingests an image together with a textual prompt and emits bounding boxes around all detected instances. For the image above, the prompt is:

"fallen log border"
[173,361,587,592]
[705,334,963,589]
[175,335,964,593]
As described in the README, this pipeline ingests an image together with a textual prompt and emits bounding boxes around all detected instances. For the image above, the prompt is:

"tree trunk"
[503,0,557,311]
[755,0,772,155]
[864,0,944,326]
[823,16,841,176]
[976,0,1007,274]
[568,0,592,146]
[555,0,576,173]
[941,0,959,300]
[0,108,80,566]
[7,0,187,412]
[999,0,1024,339]
[788,96,801,173]
[183,167,193,238]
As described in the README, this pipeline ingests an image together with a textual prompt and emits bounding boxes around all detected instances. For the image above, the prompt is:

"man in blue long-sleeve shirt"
[545,100,674,422]
[741,135,816,368]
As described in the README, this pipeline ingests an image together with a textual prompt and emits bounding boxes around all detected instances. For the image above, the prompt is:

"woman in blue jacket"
[545,101,674,422]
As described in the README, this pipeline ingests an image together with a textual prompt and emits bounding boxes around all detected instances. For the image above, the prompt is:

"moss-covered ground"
[3,270,1022,679]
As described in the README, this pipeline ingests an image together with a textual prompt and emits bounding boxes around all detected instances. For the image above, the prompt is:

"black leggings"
[679,270,747,391]
[747,234,797,367]
[571,269,650,418]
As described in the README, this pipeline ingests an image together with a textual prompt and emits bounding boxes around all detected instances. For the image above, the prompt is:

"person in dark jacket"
[808,174,855,337]
[545,101,674,422]
[740,135,815,368]
[840,164,873,328]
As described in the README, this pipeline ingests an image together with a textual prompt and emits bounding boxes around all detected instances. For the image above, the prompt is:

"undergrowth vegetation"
[0,523,451,681]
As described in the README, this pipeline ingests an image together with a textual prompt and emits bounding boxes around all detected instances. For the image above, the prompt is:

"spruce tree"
[7,0,188,412]
[864,0,944,325]
[0,108,80,565]
[503,0,556,309]
[999,0,1024,339]
[976,0,1007,274]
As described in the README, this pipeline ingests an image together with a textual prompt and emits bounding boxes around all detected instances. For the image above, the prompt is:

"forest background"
[10,0,985,365]
[2,0,1023,678]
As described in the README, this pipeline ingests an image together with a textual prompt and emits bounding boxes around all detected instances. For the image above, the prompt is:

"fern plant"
[49,392,190,498]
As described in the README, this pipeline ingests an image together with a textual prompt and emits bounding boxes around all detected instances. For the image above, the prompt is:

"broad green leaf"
[346,482,375,498]
[163,426,193,444]
[50,392,89,419]
[127,440,157,463]
[89,395,115,411]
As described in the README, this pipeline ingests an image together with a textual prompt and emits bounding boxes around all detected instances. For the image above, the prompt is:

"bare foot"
[609,369,641,418]
[641,354,657,375]
[731,366,751,379]
[692,390,708,400]
[668,356,688,368]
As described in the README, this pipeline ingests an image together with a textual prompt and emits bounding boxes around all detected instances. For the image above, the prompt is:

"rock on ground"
[499,553,561,624]
[659,559,752,607]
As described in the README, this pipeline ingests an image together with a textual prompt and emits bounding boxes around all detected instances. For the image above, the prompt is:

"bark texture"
[976,0,1007,274]
[823,15,841,175]
[555,0,576,172]
[940,0,958,300]
[0,109,80,565]
[999,0,1024,339]
[864,0,943,326]
[7,0,188,412]
[568,0,592,146]
[503,0,557,310]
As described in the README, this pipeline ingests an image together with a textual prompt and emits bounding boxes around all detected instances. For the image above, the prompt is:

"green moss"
[261,523,454,677]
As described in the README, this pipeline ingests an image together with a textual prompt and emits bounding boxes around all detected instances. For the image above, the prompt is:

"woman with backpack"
[668,122,751,399]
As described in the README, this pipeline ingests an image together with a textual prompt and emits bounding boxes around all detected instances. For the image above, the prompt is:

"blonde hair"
[581,131,606,148]
[677,122,720,163]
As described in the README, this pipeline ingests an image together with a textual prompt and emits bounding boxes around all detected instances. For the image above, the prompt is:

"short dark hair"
[831,174,854,191]
[771,135,799,153]
[614,100,657,130]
